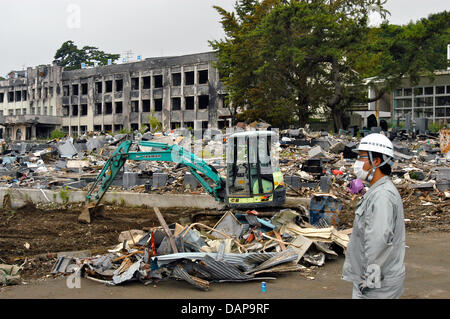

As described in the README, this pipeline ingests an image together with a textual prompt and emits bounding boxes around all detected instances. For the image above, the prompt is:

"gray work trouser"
[352,282,404,299]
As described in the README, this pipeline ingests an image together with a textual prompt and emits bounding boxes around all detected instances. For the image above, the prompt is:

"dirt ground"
[0,204,222,281]
[0,194,448,299]
[1,232,449,299]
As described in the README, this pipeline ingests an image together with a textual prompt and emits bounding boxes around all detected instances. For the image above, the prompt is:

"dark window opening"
[49,86,54,96]
[105,102,112,114]
[15,91,21,101]
[185,71,194,85]
[0,93,4,103]
[81,83,88,95]
[142,99,150,112]
[154,75,163,88]
[114,124,123,132]
[80,126,87,135]
[414,87,423,96]
[81,104,88,116]
[62,126,69,133]
[8,92,14,102]
[95,81,103,93]
[96,103,102,115]
[62,105,69,116]
[172,97,181,111]
[94,125,102,132]
[436,86,445,94]
[154,98,163,111]
[424,87,434,95]
[131,123,139,131]
[72,84,79,96]
[142,76,151,89]
[171,122,181,130]
[115,79,123,92]
[199,95,209,109]
[44,87,48,98]
[172,73,181,86]
[221,94,229,108]
[218,120,227,129]
[104,125,112,133]
[115,101,123,113]
[202,121,208,129]
[185,96,194,110]
[131,77,139,90]
[184,121,194,129]
[105,80,113,93]
[198,70,208,84]
[131,101,139,112]
[22,90,27,101]
[63,86,69,96]
[72,105,78,116]
[71,126,78,135]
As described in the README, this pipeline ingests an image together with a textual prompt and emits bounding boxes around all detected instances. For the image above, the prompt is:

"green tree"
[211,1,450,131]
[360,11,450,99]
[54,40,120,70]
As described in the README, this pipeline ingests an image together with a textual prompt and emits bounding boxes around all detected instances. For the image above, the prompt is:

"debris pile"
[51,208,350,290]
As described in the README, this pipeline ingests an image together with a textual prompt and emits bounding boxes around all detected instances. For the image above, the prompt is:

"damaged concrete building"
[0,52,231,140]
[0,66,62,140]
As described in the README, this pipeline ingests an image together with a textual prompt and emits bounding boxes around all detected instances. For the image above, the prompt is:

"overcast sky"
[1,0,449,76]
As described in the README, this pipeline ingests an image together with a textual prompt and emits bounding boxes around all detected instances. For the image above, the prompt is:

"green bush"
[429,122,448,133]
[119,128,133,134]
[139,124,148,135]
[51,128,66,139]
[147,111,162,132]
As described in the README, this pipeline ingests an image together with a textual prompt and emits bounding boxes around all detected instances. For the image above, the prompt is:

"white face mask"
[353,160,370,181]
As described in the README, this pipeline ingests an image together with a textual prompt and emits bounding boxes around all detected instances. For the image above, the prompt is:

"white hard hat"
[357,133,394,158]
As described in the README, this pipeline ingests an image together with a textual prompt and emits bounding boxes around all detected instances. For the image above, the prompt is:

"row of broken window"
[0,87,57,103]
[2,106,53,116]
[62,70,209,96]
[61,95,210,117]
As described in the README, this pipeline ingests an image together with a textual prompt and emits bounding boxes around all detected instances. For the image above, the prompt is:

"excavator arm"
[85,139,226,209]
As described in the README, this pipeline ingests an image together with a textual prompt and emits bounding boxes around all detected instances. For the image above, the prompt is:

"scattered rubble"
[0,124,448,289]
[49,207,350,290]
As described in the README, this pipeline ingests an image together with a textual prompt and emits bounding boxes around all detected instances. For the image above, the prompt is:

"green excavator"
[78,130,286,223]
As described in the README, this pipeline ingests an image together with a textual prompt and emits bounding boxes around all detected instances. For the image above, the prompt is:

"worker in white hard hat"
[342,133,406,299]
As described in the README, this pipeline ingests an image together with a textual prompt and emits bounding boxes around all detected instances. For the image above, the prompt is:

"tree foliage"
[54,40,120,70]
[362,11,450,96]
[210,0,450,131]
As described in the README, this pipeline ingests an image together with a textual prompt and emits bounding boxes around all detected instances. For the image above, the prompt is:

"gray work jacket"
[342,176,406,288]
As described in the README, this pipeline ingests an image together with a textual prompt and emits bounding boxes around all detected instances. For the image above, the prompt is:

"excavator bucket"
[78,203,104,224]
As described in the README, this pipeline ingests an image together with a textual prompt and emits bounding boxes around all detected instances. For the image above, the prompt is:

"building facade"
[0,52,232,140]
[391,70,450,124]
[363,70,450,126]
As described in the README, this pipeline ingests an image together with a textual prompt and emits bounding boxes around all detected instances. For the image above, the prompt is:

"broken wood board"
[288,234,313,263]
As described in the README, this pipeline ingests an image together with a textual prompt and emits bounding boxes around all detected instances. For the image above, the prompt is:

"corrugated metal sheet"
[172,264,209,290]
[200,255,253,281]
[245,248,298,275]
[154,252,279,273]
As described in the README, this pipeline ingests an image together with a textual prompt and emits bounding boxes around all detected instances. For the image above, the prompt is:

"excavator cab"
[225,131,286,208]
